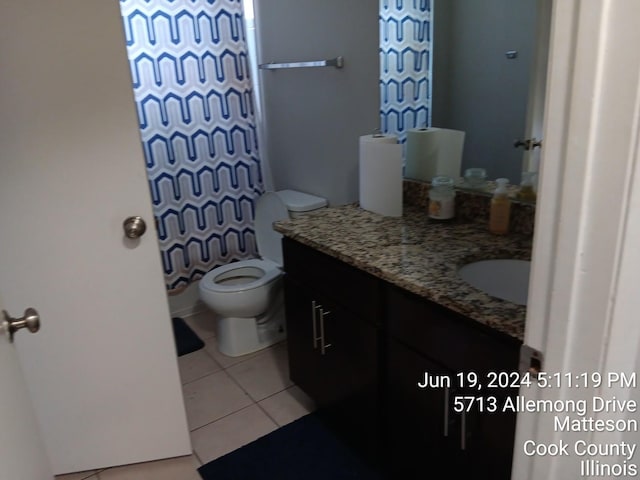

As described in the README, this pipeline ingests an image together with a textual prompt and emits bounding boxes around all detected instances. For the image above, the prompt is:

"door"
[0,297,53,480]
[0,1,191,475]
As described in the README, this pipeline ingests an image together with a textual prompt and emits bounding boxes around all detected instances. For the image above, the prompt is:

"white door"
[0,298,53,480]
[0,0,191,475]
[521,0,552,174]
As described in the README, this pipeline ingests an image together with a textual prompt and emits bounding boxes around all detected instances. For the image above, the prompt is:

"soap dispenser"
[489,178,511,235]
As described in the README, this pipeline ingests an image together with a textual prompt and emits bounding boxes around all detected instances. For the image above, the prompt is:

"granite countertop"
[274,204,532,341]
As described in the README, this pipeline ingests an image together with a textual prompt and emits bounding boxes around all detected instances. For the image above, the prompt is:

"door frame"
[514,0,640,477]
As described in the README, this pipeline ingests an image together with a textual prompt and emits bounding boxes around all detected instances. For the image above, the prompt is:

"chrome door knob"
[2,308,40,343]
[123,216,147,239]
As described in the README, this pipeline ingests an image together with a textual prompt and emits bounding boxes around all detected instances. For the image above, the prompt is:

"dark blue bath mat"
[198,412,383,480]
[171,317,204,357]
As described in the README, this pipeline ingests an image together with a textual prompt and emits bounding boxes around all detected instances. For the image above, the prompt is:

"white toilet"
[198,190,327,357]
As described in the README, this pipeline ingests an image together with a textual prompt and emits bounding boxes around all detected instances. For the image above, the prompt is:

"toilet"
[198,190,327,357]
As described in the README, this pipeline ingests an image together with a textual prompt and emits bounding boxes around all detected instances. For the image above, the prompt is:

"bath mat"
[197,412,384,480]
[171,317,204,357]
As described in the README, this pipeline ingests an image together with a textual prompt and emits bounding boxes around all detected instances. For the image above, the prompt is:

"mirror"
[382,0,550,185]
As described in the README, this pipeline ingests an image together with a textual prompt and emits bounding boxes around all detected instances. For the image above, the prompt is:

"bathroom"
[2,0,630,480]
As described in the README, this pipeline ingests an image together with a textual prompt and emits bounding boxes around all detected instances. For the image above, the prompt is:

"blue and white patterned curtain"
[120,0,263,292]
[380,0,433,144]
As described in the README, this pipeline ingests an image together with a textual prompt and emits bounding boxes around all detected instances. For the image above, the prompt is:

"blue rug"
[171,317,204,357]
[197,412,384,479]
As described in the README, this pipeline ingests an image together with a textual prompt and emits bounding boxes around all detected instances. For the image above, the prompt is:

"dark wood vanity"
[282,236,522,478]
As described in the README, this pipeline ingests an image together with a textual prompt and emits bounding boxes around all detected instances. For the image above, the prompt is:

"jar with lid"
[428,175,455,220]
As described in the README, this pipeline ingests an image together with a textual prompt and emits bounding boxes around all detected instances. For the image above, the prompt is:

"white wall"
[254,0,380,205]
[168,281,206,318]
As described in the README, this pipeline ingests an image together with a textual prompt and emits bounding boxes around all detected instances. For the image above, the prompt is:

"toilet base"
[216,304,286,357]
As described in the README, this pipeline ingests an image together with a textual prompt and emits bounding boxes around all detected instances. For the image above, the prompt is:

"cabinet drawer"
[386,285,521,374]
[282,237,380,323]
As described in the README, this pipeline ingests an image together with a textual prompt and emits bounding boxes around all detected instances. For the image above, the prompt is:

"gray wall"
[432,0,537,182]
[254,0,379,205]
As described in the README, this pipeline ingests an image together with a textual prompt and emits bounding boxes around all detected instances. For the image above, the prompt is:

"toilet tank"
[275,190,327,218]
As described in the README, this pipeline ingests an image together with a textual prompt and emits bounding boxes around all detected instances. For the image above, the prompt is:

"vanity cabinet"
[281,237,522,478]
[282,238,381,455]
[386,285,521,479]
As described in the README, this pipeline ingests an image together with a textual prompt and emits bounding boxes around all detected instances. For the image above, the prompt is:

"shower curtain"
[120,0,264,292]
[380,0,433,144]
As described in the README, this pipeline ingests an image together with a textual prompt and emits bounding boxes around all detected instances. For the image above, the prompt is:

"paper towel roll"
[404,128,465,182]
[359,134,402,217]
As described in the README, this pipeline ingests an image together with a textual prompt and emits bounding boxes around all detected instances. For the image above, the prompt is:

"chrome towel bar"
[259,56,344,70]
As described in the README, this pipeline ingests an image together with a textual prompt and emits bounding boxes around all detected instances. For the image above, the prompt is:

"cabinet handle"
[319,309,332,355]
[311,301,322,349]
[443,385,450,437]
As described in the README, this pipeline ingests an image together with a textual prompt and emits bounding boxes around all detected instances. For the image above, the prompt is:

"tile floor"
[55,311,316,480]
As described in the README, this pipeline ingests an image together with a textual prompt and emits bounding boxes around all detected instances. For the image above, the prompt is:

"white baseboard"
[168,280,207,318]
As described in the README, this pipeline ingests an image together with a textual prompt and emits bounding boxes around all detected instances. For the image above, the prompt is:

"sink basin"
[457,259,531,305]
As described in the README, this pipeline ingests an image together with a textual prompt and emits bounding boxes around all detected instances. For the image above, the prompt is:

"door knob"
[2,308,40,343]
[123,216,147,239]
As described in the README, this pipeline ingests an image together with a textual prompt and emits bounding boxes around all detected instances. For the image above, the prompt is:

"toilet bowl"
[199,190,327,357]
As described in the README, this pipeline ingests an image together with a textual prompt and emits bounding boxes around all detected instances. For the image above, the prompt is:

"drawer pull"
[320,309,332,355]
[311,301,322,349]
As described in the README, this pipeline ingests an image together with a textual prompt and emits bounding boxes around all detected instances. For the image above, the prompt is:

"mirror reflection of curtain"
[380,0,433,144]
[120,0,264,292]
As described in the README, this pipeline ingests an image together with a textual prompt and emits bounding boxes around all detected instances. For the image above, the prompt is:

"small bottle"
[516,171,537,202]
[429,176,455,220]
[489,178,511,235]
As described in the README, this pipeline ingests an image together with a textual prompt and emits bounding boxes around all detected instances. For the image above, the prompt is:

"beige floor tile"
[182,370,252,430]
[225,343,292,401]
[55,470,98,480]
[183,311,216,340]
[191,404,278,464]
[98,455,199,480]
[204,338,266,369]
[178,349,222,384]
[258,385,316,426]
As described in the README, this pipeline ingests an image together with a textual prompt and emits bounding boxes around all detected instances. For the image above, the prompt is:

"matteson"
[554,415,638,432]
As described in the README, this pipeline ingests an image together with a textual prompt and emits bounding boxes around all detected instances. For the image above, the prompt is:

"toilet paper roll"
[405,128,466,182]
[359,134,402,217]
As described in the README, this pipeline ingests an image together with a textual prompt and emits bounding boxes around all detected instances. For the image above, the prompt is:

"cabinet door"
[466,390,518,479]
[387,338,465,476]
[284,277,325,401]
[285,276,378,406]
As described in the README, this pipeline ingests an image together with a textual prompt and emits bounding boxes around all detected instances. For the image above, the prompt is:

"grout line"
[179,364,224,385]
[201,348,223,370]
[222,360,292,404]
[254,398,283,427]
[188,403,258,434]
[192,450,204,467]
[180,367,226,388]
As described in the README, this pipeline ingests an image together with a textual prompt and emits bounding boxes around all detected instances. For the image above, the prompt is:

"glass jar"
[464,167,487,189]
[428,175,455,220]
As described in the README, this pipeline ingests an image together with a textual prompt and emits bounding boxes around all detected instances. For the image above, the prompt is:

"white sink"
[457,259,531,305]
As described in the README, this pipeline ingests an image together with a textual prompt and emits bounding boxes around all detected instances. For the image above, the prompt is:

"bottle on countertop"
[516,171,537,202]
[428,175,455,220]
[489,178,511,235]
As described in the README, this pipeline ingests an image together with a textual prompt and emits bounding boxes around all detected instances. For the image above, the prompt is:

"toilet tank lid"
[276,190,328,212]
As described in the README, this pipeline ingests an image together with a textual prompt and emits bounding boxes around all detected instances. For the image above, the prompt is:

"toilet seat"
[200,259,281,294]
[200,192,290,295]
